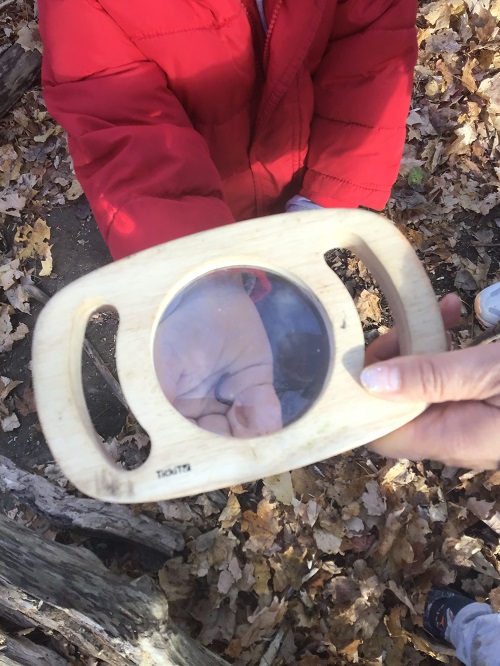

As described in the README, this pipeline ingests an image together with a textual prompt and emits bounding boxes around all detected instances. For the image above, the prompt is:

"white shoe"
[474,282,500,328]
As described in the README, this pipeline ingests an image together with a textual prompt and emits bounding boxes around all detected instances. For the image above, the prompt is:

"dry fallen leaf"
[272,546,308,591]
[478,72,500,114]
[263,472,294,505]
[16,21,43,53]
[191,600,236,645]
[14,385,36,417]
[39,252,53,277]
[219,493,241,529]
[240,597,286,648]
[65,178,84,201]
[461,58,477,93]
[252,555,271,595]
[241,499,280,552]
[1,412,20,432]
[0,259,23,290]
[14,217,53,276]
[362,480,387,516]
[5,284,30,313]
[0,191,26,217]
[313,529,343,555]
[467,497,496,520]
[0,306,29,353]
[355,289,382,324]
[0,376,21,404]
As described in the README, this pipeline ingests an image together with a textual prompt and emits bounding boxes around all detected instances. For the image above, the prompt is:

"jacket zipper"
[237,0,266,134]
[263,0,283,71]
[238,0,264,43]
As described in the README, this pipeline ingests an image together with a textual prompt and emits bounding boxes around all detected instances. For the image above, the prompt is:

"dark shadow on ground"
[3,197,128,469]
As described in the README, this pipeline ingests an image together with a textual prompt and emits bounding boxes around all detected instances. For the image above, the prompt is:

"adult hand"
[362,294,500,469]
[154,272,282,438]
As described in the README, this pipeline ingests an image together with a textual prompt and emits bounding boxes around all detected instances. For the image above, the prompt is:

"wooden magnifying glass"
[32,209,447,503]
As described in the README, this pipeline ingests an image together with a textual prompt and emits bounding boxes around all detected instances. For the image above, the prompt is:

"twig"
[0,454,184,554]
[82,337,129,409]
[471,242,500,247]
[25,283,129,410]
[0,0,15,10]
[468,322,500,347]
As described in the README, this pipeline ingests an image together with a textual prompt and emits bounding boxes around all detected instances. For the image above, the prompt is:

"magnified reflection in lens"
[153,269,330,437]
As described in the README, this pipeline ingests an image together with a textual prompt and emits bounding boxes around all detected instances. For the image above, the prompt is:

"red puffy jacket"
[39,0,417,260]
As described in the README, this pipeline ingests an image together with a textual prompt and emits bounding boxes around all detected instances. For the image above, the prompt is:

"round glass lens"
[153,268,330,438]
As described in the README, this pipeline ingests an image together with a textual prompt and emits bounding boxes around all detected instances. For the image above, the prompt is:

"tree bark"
[0,43,41,118]
[0,515,230,666]
[0,456,183,555]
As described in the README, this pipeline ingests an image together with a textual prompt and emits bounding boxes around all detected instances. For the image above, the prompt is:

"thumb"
[360,343,500,404]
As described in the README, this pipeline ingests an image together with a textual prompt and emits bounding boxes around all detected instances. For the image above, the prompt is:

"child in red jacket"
[38,0,417,258]
[38,0,418,436]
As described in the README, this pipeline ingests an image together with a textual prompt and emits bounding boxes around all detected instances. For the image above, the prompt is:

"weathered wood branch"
[0,515,230,666]
[0,628,69,666]
[0,455,183,555]
[25,284,129,410]
[0,43,42,119]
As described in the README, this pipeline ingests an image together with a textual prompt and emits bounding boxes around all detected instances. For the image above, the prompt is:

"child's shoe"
[474,282,500,328]
[423,586,474,641]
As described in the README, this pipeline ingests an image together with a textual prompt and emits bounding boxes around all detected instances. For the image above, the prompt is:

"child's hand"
[154,273,282,437]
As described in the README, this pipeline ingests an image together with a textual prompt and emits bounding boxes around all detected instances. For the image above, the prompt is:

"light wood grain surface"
[32,209,447,503]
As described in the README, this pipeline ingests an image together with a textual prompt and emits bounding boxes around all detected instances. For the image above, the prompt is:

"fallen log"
[0,42,42,119]
[0,515,230,666]
[0,628,68,666]
[0,455,184,556]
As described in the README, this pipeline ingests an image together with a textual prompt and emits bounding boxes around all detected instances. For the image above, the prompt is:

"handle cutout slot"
[82,307,151,470]
[325,249,392,349]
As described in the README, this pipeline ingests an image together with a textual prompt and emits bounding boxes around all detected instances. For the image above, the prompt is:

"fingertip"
[439,293,462,328]
[360,364,402,393]
[439,292,460,305]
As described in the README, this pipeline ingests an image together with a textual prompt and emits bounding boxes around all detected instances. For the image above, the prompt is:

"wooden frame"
[32,209,447,503]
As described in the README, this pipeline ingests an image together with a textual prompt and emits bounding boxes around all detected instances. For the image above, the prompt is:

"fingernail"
[360,365,401,393]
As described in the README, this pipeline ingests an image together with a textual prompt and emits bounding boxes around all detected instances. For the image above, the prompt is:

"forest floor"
[1,1,500,664]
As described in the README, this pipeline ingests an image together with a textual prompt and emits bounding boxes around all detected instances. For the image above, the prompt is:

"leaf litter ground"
[1,1,499,664]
